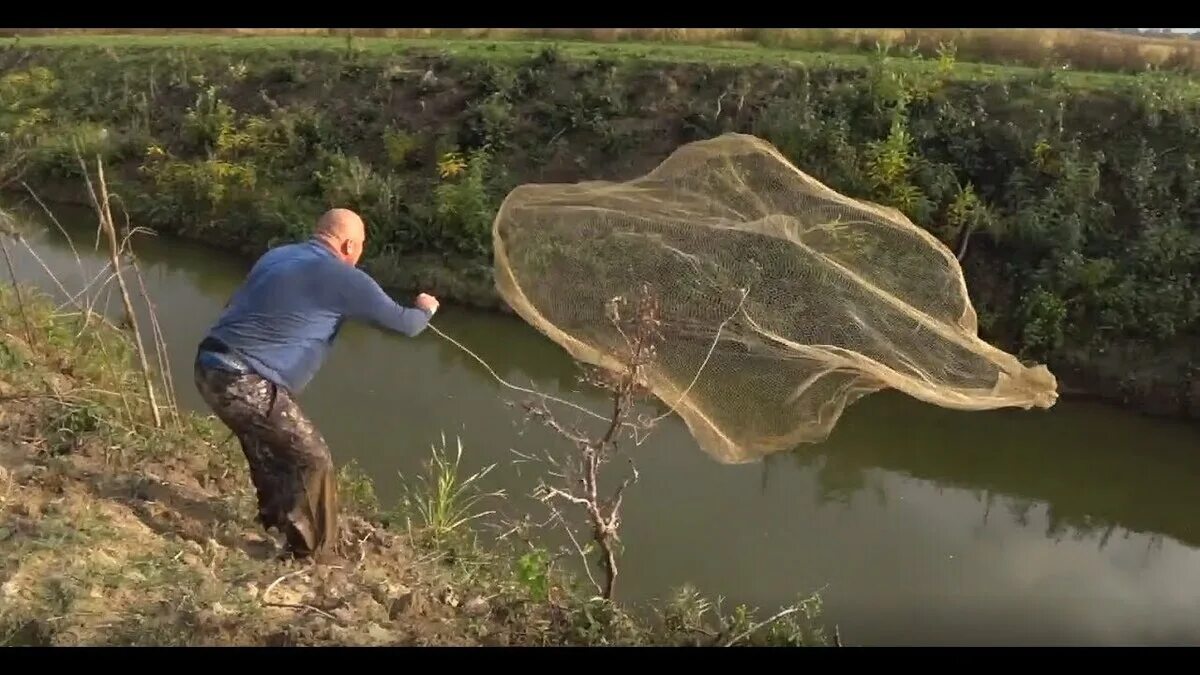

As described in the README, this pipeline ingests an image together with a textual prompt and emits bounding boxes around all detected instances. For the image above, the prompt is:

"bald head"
[316,208,365,239]
[313,208,366,266]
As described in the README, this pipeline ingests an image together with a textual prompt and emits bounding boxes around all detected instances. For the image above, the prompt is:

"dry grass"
[5,28,1200,73]
[0,287,511,646]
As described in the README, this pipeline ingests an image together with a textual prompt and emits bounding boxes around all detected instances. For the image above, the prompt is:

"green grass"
[2,34,1173,91]
[397,434,504,549]
[10,27,1200,73]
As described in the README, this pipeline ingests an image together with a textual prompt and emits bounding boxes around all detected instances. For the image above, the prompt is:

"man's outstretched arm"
[341,268,440,337]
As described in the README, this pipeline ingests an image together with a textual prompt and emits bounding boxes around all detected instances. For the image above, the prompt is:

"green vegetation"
[1,35,1198,419]
[0,283,833,646]
[12,28,1200,75]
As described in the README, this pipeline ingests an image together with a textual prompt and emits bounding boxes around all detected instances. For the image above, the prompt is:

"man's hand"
[416,292,440,315]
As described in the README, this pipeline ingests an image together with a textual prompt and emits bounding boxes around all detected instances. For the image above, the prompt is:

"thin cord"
[425,289,748,429]
[425,322,611,422]
[649,288,748,424]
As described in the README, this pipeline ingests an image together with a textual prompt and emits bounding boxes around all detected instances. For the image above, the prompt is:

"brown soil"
[0,329,563,646]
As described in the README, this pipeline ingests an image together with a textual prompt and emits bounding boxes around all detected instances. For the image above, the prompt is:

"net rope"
[426,283,746,430]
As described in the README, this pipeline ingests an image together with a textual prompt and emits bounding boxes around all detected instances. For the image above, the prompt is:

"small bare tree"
[518,283,663,601]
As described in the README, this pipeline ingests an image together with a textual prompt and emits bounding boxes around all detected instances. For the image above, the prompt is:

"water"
[6,202,1200,646]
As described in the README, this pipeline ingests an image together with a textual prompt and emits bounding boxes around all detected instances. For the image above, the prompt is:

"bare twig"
[0,386,128,403]
[22,182,88,287]
[262,600,345,624]
[89,274,135,424]
[262,567,309,602]
[540,485,591,509]
[545,504,603,596]
[21,181,107,341]
[14,234,117,331]
[110,197,177,424]
[259,566,345,623]
[721,606,806,647]
[57,266,116,320]
[130,247,179,427]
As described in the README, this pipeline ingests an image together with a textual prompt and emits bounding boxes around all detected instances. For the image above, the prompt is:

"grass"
[398,434,505,549]
[1,33,1185,92]
[9,27,1200,74]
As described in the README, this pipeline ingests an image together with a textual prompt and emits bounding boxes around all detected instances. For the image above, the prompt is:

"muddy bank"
[0,286,832,646]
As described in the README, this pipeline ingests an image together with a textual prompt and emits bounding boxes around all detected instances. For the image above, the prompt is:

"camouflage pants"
[193,358,339,559]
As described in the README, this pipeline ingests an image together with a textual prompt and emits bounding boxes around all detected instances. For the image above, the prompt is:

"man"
[193,208,439,560]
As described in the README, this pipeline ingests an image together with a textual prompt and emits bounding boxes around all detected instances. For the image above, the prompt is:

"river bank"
[0,283,833,646]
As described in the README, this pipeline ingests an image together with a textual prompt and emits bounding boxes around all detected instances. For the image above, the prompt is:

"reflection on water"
[6,198,1200,646]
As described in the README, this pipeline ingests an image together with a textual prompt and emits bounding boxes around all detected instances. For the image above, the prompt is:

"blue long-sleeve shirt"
[204,239,433,393]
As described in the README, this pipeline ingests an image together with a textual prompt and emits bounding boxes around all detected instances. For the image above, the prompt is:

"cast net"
[492,133,1058,463]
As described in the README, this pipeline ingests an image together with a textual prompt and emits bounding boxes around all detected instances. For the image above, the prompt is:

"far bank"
[2,35,1198,422]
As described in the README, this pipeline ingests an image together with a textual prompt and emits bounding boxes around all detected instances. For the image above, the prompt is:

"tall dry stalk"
[130,253,180,428]
[113,195,179,426]
[76,153,163,428]
[88,267,135,425]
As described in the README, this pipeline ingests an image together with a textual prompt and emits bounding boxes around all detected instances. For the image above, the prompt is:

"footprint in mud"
[80,476,282,560]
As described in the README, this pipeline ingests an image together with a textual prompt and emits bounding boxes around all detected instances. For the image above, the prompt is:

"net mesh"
[492,133,1058,463]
